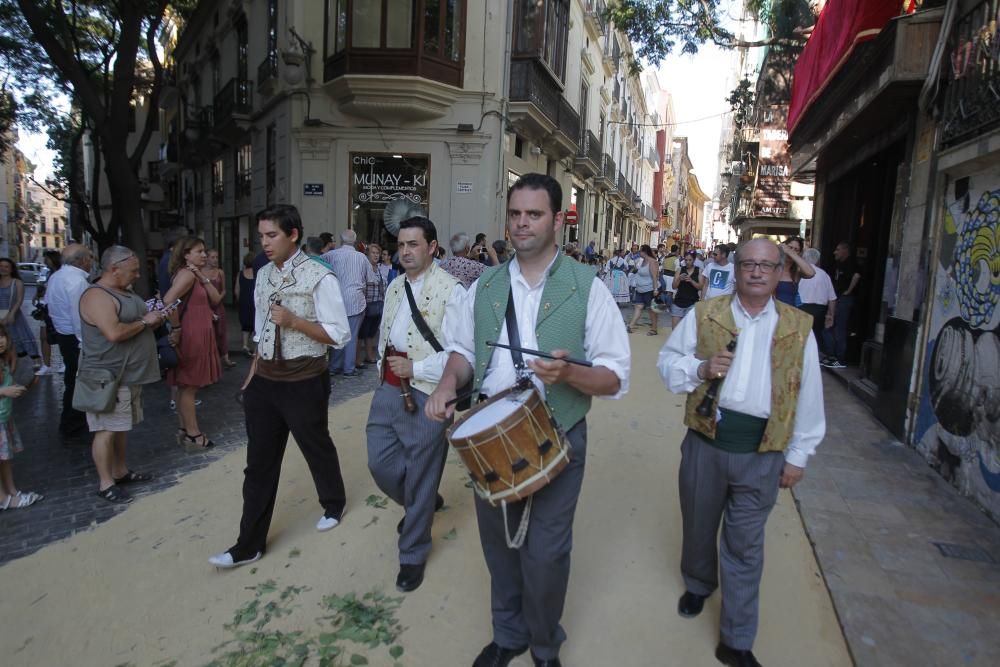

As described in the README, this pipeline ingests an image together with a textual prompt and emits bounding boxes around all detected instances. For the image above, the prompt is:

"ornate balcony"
[940,0,1000,148]
[574,130,603,179]
[257,52,278,97]
[595,153,615,190]
[509,58,562,140]
[213,78,253,144]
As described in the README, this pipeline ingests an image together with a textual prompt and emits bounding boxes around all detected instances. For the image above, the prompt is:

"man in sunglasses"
[657,238,825,667]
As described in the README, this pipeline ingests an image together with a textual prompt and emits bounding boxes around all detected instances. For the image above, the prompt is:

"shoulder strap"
[404,280,444,352]
[503,285,525,370]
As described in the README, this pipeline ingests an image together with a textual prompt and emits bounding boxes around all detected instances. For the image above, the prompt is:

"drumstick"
[486,341,593,367]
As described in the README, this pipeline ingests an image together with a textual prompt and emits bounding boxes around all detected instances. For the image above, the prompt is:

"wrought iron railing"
[557,97,580,146]
[602,153,616,183]
[257,52,278,85]
[509,59,561,127]
[577,130,602,164]
[236,170,252,199]
[214,78,253,128]
[940,0,1000,147]
[617,173,626,194]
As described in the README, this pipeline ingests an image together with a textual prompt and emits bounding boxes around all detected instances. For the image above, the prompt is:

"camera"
[478,249,489,263]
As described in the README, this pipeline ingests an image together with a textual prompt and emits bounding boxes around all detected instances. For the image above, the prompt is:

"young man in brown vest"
[658,238,826,667]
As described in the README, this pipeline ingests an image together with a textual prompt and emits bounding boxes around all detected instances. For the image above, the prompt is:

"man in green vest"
[426,173,631,667]
[657,238,826,667]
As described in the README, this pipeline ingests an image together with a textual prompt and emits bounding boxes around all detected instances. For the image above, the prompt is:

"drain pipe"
[495,0,515,233]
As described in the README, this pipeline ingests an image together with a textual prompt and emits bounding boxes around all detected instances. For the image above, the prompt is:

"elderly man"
[439,232,487,289]
[322,230,377,377]
[77,246,165,504]
[44,243,95,437]
[798,248,837,366]
[657,238,825,667]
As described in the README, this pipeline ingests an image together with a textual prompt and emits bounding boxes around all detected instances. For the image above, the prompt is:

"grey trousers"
[366,383,451,565]
[678,429,785,650]
[475,419,587,661]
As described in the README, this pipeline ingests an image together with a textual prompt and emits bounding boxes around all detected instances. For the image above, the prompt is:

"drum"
[447,385,570,506]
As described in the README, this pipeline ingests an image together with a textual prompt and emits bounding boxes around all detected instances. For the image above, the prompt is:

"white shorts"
[87,385,144,432]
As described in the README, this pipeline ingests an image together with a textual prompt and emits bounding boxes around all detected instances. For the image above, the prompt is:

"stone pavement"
[795,375,1000,666]
[0,295,380,566]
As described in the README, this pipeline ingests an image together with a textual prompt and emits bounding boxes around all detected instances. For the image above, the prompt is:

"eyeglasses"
[738,260,780,273]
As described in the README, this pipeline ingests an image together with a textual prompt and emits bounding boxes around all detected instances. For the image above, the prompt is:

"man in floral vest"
[426,174,630,667]
[657,238,826,667]
[366,216,465,594]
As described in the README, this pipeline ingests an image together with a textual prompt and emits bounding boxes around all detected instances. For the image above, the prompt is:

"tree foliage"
[0,0,195,289]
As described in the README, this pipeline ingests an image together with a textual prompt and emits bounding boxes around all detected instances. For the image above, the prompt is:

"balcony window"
[266,124,276,204]
[514,0,570,81]
[212,159,224,205]
[235,144,252,199]
[324,0,465,87]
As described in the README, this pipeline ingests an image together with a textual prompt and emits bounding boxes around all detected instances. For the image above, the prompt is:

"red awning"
[788,0,904,135]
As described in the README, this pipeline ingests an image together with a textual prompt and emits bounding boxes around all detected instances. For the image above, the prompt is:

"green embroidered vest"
[473,254,595,430]
[684,295,813,453]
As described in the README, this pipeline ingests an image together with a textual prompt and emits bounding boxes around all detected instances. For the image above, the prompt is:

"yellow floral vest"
[684,295,813,452]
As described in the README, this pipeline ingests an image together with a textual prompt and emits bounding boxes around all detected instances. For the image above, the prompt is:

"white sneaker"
[208,550,262,569]
[52,363,66,373]
[316,509,345,532]
[34,365,52,376]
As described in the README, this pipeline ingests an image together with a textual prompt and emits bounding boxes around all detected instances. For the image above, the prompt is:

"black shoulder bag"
[404,281,473,411]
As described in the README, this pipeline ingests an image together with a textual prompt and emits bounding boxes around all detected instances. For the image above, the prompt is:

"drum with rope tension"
[447,384,570,506]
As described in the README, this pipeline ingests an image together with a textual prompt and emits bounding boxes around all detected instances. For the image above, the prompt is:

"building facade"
[21,176,69,259]
[161,0,662,283]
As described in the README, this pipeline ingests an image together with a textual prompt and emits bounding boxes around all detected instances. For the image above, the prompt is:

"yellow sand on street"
[0,331,850,666]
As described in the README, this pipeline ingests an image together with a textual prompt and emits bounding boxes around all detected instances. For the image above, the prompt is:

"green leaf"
[443,527,457,540]
[350,654,369,665]
[389,645,404,659]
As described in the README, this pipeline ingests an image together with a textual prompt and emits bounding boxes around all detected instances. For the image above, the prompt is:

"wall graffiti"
[915,167,999,519]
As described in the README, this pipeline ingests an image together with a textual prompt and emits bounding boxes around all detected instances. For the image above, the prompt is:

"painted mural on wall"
[915,166,1000,519]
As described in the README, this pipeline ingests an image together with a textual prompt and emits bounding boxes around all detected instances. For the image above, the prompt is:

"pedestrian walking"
[0,323,42,511]
[205,248,235,369]
[357,243,385,366]
[77,246,165,504]
[163,237,222,449]
[626,244,660,335]
[209,204,350,570]
[657,238,824,667]
[33,250,65,376]
[701,244,736,301]
[774,236,815,306]
[671,251,705,329]
[321,230,377,377]
[366,217,464,593]
[426,173,630,667]
[439,232,487,289]
[234,252,256,357]
[798,248,837,365]
[605,249,630,304]
[0,258,42,372]
[823,241,861,368]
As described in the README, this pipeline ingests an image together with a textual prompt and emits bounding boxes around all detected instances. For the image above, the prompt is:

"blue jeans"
[824,294,853,361]
[329,312,365,373]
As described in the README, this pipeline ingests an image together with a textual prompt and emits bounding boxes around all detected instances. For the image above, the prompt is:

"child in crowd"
[0,323,42,510]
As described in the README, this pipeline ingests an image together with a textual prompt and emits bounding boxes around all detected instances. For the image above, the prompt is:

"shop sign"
[753,104,792,219]
[351,154,429,205]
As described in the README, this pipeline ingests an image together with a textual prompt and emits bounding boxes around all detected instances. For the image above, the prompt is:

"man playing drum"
[426,173,630,667]
[366,216,464,593]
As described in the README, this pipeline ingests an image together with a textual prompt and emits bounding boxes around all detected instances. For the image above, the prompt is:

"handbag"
[404,281,473,410]
[72,361,126,413]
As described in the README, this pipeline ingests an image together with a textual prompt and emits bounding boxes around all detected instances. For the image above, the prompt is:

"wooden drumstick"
[486,341,593,367]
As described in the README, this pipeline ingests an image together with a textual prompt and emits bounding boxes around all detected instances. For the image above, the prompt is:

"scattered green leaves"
[443,528,457,541]
[289,547,301,558]
[365,494,389,510]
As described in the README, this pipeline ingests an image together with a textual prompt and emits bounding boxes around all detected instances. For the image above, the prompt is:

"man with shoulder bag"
[77,246,166,504]
[365,216,465,593]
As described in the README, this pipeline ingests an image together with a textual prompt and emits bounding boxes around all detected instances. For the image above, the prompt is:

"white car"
[17,262,48,286]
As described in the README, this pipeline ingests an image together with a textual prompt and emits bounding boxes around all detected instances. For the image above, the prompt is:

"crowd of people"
[0,168,869,666]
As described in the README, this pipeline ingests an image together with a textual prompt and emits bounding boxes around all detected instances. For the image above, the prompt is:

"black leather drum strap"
[504,286,526,371]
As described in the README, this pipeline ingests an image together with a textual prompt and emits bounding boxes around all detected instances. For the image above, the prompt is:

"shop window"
[349,153,430,248]
[324,0,465,87]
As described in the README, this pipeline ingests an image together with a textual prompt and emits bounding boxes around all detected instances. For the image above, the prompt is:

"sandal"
[1,491,43,510]
[626,326,634,334]
[185,432,215,449]
[114,470,154,485]
[647,329,658,336]
[175,428,187,446]
[96,485,132,504]
[222,359,237,369]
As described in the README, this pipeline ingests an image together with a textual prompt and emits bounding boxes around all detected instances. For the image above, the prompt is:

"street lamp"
[282,27,314,87]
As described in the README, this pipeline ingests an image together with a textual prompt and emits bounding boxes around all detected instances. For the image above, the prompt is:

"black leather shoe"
[678,591,708,618]
[395,563,425,592]
[398,494,446,535]
[715,642,762,667]
[531,653,562,667]
[472,642,528,667]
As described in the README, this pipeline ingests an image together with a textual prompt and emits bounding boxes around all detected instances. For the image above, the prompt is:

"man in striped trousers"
[657,238,826,667]
[365,216,464,593]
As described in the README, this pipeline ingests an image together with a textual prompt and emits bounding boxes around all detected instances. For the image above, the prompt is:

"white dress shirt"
[44,265,91,340]
[388,269,466,385]
[798,265,837,306]
[657,296,825,467]
[445,253,630,400]
[253,251,351,349]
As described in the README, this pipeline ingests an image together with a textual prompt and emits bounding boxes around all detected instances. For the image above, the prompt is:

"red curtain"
[788,0,904,134]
